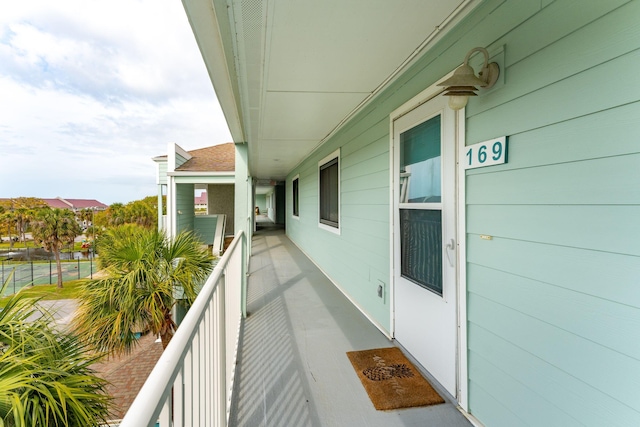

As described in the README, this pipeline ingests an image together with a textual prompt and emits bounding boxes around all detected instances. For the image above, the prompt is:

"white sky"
[0,0,232,205]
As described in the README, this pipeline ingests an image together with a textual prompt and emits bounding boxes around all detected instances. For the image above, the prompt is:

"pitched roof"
[176,143,235,172]
[63,199,109,209]
[42,198,73,208]
[37,198,108,209]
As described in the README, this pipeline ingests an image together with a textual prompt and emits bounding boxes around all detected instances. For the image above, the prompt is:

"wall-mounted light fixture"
[438,47,500,110]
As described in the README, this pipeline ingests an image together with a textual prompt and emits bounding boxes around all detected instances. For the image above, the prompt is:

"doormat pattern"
[347,347,445,410]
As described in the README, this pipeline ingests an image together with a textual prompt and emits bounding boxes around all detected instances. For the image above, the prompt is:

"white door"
[393,94,458,396]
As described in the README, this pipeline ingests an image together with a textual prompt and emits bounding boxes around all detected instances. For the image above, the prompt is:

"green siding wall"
[194,215,217,245]
[255,194,267,212]
[175,153,189,169]
[176,184,195,234]
[286,0,640,425]
[463,1,640,426]
[157,161,167,185]
[286,116,391,330]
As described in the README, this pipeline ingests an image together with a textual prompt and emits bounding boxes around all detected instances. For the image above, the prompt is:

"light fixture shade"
[447,95,470,111]
[442,86,479,96]
[438,64,486,88]
[439,47,500,110]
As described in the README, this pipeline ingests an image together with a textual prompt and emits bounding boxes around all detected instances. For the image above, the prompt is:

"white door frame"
[388,74,469,410]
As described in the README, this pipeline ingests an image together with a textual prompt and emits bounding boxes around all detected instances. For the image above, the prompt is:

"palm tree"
[31,208,81,288]
[1,210,17,249]
[13,208,28,247]
[77,208,93,230]
[74,226,214,353]
[104,203,126,227]
[124,200,155,228]
[0,277,111,426]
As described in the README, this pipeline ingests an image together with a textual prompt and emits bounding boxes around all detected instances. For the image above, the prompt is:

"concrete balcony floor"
[229,226,472,427]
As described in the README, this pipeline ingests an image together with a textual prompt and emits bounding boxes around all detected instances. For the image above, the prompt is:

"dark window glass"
[292,177,299,217]
[319,157,339,228]
[400,209,442,295]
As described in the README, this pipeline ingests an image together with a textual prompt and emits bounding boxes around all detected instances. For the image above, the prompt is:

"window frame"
[292,174,300,219]
[317,148,341,234]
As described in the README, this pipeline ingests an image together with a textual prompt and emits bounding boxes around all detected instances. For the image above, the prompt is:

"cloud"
[0,0,232,205]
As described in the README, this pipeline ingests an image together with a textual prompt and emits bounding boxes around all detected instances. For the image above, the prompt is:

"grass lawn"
[0,241,38,249]
[0,239,87,252]
[0,279,87,308]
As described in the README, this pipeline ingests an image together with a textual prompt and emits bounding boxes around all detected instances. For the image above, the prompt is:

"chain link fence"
[1,259,97,296]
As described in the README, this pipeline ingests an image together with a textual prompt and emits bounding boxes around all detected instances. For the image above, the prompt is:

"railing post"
[241,232,247,318]
[217,272,227,427]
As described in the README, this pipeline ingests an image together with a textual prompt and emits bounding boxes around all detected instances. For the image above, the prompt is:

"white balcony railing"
[119,231,246,427]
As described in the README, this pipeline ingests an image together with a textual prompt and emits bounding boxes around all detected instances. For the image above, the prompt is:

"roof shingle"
[176,143,235,172]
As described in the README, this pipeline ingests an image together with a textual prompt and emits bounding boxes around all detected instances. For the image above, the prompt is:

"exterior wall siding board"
[467,102,640,175]
[288,135,391,331]
[469,324,640,426]
[467,49,640,142]
[284,0,640,424]
[341,187,389,208]
[466,237,640,308]
[341,170,389,194]
[467,154,640,205]
[158,162,168,185]
[461,5,640,422]
[468,263,640,361]
[468,382,527,427]
[468,294,640,412]
[339,118,388,158]
[467,204,640,256]
[469,353,584,427]
[193,215,217,245]
[486,0,631,74]
[175,184,195,234]
[175,153,189,168]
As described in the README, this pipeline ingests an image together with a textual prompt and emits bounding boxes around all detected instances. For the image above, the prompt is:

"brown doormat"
[347,347,445,410]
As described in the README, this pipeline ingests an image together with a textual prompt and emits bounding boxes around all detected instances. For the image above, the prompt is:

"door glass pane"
[400,209,442,295]
[399,115,441,203]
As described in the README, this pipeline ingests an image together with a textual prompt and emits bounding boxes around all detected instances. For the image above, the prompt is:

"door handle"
[445,238,455,267]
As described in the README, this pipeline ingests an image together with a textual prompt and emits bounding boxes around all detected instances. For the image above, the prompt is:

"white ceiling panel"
[261,91,369,140]
[266,0,463,93]
[253,139,319,178]
[186,0,478,180]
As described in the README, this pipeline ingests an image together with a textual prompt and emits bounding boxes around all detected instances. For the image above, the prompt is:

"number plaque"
[464,136,507,170]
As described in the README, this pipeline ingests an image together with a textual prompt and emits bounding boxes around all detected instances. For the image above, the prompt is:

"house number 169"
[464,136,507,170]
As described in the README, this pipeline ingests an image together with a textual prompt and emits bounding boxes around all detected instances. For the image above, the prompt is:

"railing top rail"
[118,230,244,427]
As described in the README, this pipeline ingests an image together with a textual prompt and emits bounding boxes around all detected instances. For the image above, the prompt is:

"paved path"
[26,299,78,330]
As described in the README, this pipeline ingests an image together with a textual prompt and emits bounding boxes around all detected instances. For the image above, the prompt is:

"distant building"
[153,142,235,255]
[0,197,107,212]
[41,197,108,212]
[195,192,208,210]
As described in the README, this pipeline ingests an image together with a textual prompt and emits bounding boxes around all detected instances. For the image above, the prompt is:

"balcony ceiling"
[183,0,478,180]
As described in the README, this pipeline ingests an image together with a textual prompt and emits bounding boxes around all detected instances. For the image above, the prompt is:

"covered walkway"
[229,228,472,427]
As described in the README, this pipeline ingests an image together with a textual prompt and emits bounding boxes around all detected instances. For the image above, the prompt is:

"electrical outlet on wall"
[377,280,385,302]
